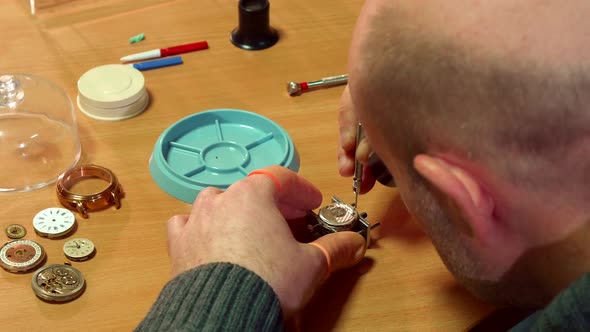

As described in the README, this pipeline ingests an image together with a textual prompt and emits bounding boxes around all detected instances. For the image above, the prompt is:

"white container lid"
[77,64,148,121]
[77,64,145,109]
[77,89,149,121]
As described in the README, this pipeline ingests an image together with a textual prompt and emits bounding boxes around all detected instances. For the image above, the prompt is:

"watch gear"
[5,224,26,239]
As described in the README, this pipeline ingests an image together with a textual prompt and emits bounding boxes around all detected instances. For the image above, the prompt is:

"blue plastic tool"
[149,109,300,203]
[131,56,183,71]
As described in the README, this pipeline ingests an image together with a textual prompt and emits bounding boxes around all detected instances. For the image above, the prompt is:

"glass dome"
[0,74,81,192]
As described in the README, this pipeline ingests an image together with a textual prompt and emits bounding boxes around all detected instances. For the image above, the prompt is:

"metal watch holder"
[292,196,378,248]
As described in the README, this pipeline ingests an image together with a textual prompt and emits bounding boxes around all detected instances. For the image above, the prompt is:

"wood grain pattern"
[0,1,493,330]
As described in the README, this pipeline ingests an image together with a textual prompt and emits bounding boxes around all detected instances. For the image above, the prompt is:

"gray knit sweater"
[137,263,590,331]
[135,263,283,331]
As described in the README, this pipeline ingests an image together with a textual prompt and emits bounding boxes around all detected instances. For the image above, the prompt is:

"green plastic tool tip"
[129,33,145,44]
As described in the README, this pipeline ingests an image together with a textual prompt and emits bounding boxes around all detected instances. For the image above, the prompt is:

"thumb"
[309,231,366,278]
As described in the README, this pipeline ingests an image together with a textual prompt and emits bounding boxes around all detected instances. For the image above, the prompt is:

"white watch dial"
[63,238,95,261]
[33,208,76,238]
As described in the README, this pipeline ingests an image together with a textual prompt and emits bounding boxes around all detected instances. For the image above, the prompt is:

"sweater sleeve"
[135,262,284,332]
[509,273,590,332]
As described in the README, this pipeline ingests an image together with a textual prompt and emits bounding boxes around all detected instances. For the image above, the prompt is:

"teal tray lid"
[149,109,299,203]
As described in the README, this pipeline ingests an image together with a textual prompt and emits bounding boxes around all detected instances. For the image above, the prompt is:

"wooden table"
[0,1,493,330]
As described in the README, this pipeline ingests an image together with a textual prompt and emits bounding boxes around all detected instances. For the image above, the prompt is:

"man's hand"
[338,84,377,193]
[166,166,366,318]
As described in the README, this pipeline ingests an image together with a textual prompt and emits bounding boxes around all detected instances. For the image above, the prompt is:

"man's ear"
[413,154,495,244]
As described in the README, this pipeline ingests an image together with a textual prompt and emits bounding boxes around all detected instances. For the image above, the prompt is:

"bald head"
[349,0,590,189]
[352,0,590,67]
[347,0,590,307]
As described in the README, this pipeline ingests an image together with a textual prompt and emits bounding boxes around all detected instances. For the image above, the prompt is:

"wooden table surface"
[0,0,493,330]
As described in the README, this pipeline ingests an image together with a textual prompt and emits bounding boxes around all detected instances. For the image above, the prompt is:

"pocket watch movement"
[63,238,95,261]
[304,196,377,248]
[317,201,360,231]
[32,264,86,302]
[0,239,46,273]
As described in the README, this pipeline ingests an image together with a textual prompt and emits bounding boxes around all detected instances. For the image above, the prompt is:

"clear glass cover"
[0,74,81,192]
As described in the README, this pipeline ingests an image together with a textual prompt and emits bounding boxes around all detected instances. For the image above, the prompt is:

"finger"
[338,85,356,152]
[338,85,357,176]
[341,136,372,184]
[279,204,310,220]
[354,138,377,194]
[355,138,371,165]
[309,231,366,279]
[167,214,189,249]
[361,165,377,194]
[338,145,355,177]
[190,186,223,215]
[246,166,323,219]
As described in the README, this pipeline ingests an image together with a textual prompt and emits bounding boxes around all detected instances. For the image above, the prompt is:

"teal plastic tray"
[149,109,299,203]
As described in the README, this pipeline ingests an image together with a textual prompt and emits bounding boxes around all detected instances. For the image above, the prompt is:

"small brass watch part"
[5,224,26,239]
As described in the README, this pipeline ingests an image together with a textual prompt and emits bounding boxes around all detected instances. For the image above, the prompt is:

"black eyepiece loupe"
[230,0,279,50]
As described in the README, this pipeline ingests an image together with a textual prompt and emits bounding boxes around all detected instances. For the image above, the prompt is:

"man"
[137,1,590,330]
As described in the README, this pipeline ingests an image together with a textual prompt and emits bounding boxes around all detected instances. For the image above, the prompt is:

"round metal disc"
[32,207,76,238]
[32,264,86,302]
[63,238,95,261]
[0,239,46,273]
[318,202,358,230]
[5,224,26,239]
